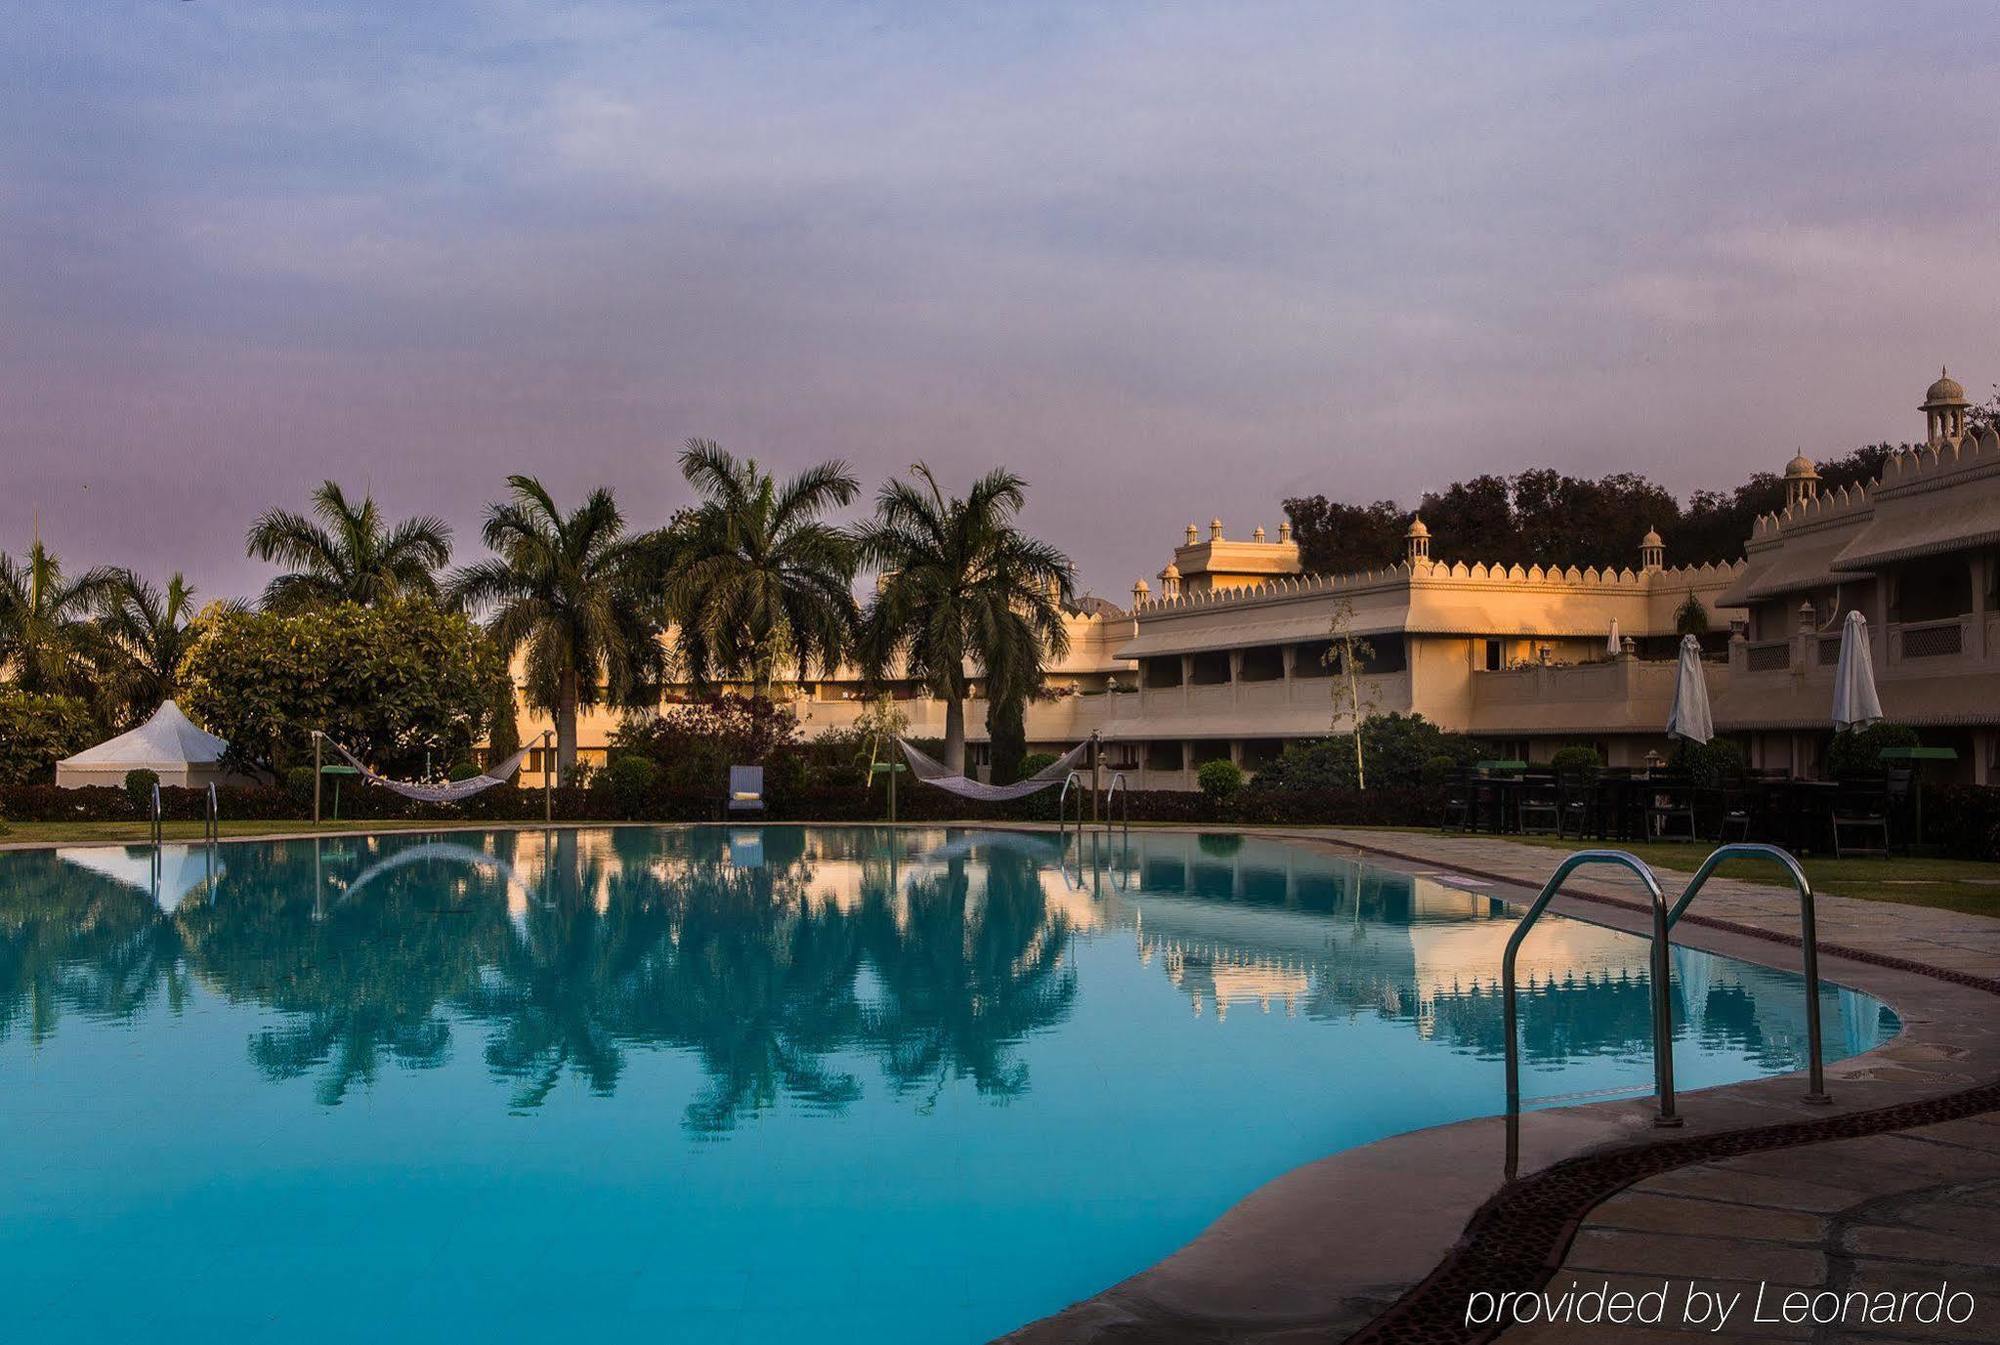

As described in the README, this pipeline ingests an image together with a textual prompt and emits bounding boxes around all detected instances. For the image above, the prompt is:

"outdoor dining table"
[1750,778,1840,854]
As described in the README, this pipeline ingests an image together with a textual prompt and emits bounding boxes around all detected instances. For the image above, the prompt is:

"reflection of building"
[501,369,1993,789]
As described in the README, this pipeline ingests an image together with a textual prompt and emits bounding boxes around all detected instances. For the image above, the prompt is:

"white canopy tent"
[56,701,239,789]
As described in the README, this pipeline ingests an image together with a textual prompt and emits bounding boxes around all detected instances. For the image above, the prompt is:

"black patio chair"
[1440,767,1476,833]
[1555,766,1597,839]
[1831,778,1892,858]
[1643,773,1699,842]
[1716,778,1760,843]
[1516,771,1560,835]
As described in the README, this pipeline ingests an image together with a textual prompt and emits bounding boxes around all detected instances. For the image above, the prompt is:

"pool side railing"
[1665,842,1829,1104]
[1501,841,1825,1179]
[1501,849,1679,1133]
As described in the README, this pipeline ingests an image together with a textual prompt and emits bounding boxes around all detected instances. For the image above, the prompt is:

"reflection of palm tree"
[470,830,866,1132]
[177,839,509,1105]
[858,844,1076,1103]
[458,830,660,1108]
[634,867,863,1134]
[0,852,184,1043]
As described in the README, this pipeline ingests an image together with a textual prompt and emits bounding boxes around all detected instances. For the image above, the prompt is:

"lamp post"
[541,730,554,823]
[311,731,323,826]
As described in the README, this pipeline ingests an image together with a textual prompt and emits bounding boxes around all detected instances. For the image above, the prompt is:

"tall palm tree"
[447,476,660,782]
[245,480,452,612]
[669,439,860,697]
[0,541,117,698]
[854,464,1074,774]
[97,569,200,720]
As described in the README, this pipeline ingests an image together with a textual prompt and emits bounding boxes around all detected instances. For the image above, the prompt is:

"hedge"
[4,778,1994,860]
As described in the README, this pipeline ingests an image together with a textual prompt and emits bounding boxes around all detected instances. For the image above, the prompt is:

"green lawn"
[0,818,485,847]
[1479,832,2000,917]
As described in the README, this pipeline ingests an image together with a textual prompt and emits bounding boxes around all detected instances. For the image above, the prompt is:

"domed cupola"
[1922,366,1970,442]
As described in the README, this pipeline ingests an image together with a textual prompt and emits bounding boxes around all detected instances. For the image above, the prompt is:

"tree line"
[0,445,1076,785]
[1282,445,1900,576]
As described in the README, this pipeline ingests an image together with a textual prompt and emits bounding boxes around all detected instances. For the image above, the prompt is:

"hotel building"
[516,369,1998,790]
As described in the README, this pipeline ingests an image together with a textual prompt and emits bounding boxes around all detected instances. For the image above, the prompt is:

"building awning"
[1095,708,1349,740]
[1832,493,2000,570]
[1712,677,2000,730]
[1715,531,1864,606]
[1115,610,1406,660]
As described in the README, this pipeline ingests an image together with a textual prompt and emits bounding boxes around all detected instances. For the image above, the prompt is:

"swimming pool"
[0,826,1895,1343]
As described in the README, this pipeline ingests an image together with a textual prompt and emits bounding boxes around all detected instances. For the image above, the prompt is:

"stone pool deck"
[999,826,2000,1345]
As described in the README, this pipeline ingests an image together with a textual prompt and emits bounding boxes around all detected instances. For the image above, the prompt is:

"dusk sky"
[6,2,1998,605]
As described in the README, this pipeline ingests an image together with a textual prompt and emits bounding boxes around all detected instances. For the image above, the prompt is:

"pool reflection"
[1,827,1894,1125]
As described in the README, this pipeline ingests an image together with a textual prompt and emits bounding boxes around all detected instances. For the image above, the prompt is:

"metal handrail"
[204,782,220,846]
[1058,770,1088,838]
[150,782,163,850]
[1666,843,1829,1104]
[1104,772,1130,838]
[1503,850,1679,1128]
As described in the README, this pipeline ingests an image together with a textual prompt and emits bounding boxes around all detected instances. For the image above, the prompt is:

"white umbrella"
[1606,618,1621,656]
[1831,610,1884,731]
[1666,633,1713,744]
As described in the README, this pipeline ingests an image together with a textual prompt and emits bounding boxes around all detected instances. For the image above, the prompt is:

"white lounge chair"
[727,765,765,816]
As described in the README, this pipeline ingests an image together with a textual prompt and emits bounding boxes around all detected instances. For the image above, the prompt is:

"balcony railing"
[1745,640,1791,672]
[1897,619,1964,660]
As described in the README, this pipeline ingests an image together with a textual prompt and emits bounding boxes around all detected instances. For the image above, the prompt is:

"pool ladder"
[149,782,222,849]
[1502,843,1827,1178]
[1058,770,1129,840]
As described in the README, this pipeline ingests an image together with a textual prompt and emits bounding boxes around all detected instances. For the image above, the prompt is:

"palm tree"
[447,476,660,782]
[668,439,860,697]
[245,480,452,612]
[854,464,1074,774]
[0,541,118,698]
[97,569,200,720]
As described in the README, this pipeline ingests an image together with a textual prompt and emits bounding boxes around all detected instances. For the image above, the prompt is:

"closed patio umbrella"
[1831,610,1883,731]
[1665,633,1712,744]
[1606,618,1621,656]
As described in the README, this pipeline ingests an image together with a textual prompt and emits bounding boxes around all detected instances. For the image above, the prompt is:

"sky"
[5,1,1998,605]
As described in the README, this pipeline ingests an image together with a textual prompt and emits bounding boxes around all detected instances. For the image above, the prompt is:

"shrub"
[0,690,97,786]
[1670,736,1746,788]
[1197,758,1245,801]
[1825,723,1921,779]
[285,765,318,811]
[1017,751,1059,780]
[123,769,160,813]
[1420,752,1458,789]
[613,695,803,793]
[1250,714,1478,792]
[1549,744,1601,777]
[602,754,660,817]
[178,599,501,775]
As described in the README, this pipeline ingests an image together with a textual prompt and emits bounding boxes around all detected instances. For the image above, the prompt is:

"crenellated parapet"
[1131,554,1743,614]
[1750,422,2000,543]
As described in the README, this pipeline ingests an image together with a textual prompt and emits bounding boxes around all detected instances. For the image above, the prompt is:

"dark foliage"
[1284,445,1910,575]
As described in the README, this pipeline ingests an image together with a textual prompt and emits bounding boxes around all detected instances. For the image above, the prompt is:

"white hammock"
[896,738,1089,801]
[322,737,533,804]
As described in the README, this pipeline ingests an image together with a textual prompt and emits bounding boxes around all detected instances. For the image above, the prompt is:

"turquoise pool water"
[0,827,1895,1343]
